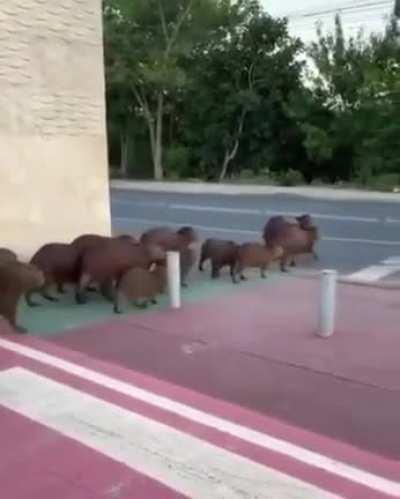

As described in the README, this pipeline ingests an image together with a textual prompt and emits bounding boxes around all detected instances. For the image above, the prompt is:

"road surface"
[111,188,400,278]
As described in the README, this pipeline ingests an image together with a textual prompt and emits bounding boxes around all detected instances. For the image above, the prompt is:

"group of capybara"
[0,214,318,333]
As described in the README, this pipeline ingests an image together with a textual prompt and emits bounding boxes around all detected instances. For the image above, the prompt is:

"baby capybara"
[263,215,318,271]
[0,261,45,332]
[233,243,283,283]
[0,248,17,266]
[27,243,81,306]
[76,239,166,304]
[114,265,167,313]
[199,238,238,279]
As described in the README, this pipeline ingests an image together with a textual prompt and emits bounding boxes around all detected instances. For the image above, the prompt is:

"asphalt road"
[111,188,400,275]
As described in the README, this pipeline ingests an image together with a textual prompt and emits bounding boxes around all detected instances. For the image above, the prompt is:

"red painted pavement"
[0,337,399,498]
[46,277,400,460]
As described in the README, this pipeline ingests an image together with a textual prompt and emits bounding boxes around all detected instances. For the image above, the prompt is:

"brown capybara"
[199,238,239,279]
[0,248,17,266]
[71,233,137,253]
[140,226,198,286]
[233,243,283,283]
[114,264,167,313]
[27,243,81,306]
[76,240,166,304]
[0,261,45,332]
[263,215,319,271]
[140,226,198,250]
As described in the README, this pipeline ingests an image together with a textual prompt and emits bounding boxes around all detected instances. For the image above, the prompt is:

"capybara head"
[296,214,313,229]
[4,261,45,290]
[177,226,198,245]
[146,244,166,264]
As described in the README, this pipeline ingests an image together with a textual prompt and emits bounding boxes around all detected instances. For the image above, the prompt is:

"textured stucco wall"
[0,0,111,259]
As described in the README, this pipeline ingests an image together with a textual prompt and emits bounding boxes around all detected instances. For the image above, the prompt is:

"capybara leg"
[198,255,206,272]
[280,257,289,273]
[57,282,66,294]
[260,266,268,279]
[135,300,148,309]
[100,280,114,302]
[76,273,91,304]
[42,285,59,302]
[14,324,27,334]
[240,273,247,281]
[232,262,241,284]
[290,259,296,267]
[113,291,123,314]
[25,290,40,308]
[151,298,158,305]
[229,264,236,281]
[211,264,220,279]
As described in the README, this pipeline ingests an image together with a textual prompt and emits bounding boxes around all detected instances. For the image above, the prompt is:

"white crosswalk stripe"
[347,256,400,283]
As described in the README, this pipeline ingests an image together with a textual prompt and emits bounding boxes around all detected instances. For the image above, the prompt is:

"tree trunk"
[120,130,128,177]
[153,92,164,180]
[219,110,246,181]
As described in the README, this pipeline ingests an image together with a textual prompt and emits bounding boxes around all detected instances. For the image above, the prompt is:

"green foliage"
[104,1,400,188]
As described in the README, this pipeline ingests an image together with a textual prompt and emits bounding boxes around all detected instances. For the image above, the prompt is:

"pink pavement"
[0,335,399,498]
[46,276,400,459]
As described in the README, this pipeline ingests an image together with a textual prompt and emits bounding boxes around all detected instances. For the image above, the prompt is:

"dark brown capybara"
[263,215,319,271]
[76,240,166,304]
[233,243,283,283]
[0,248,17,266]
[71,233,137,253]
[199,238,239,279]
[0,261,45,332]
[114,264,167,313]
[26,243,81,306]
[140,226,198,286]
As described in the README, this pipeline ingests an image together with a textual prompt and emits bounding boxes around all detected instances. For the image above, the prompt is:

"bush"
[166,144,190,178]
[273,169,305,186]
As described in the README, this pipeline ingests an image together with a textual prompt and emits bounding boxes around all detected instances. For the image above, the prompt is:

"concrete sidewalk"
[111,179,400,202]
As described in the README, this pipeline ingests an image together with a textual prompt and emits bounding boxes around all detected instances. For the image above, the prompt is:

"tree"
[182,1,303,180]
[104,0,229,180]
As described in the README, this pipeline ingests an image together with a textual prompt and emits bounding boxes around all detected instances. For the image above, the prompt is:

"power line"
[287,0,392,20]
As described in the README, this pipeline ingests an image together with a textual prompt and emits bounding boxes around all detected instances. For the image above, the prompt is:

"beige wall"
[0,0,111,260]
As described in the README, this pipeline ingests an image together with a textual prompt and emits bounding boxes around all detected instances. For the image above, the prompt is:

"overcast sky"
[260,0,394,42]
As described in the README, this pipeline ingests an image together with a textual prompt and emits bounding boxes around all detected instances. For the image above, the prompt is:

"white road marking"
[113,198,400,224]
[0,339,399,497]
[382,256,400,266]
[0,368,339,499]
[113,216,400,246]
[346,265,400,283]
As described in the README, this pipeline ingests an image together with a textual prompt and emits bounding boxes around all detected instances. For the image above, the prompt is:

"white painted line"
[0,339,399,497]
[385,217,400,224]
[113,198,381,223]
[170,203,262,215]
[0,368,338,499]
[346,265,400,283]
[113,216,400,246]
[382,256,400,266]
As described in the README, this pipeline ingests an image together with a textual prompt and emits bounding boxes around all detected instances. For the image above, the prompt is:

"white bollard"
[317,269,337,338]
[167,251,181,309]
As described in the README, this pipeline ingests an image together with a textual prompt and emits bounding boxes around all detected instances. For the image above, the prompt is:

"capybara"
[141,226,198,286]
[76,240,166,304]
[114,265,167,313]
[71,233,137,253]
[0,261,45,332]
[0,248,17,266]
[233,243,283,283]
[140,226,198,250]
[199,238,239,279]
[263,215,319,271]
[26,243,81,306]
